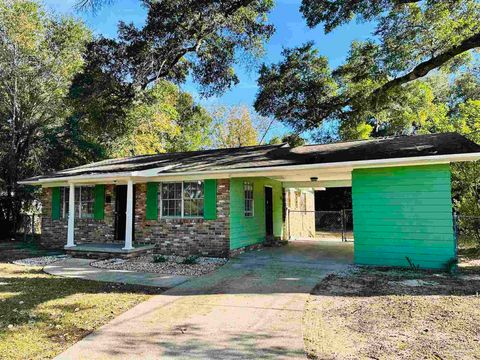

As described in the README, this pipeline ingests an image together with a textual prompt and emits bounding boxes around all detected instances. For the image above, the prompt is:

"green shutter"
[146,182,158,220]
[51,187,61,220]
[204,179,217,220]
[94,185,105,220]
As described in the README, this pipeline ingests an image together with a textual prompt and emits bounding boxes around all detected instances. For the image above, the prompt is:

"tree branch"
[373,31,480,97]
[394,0,421,4]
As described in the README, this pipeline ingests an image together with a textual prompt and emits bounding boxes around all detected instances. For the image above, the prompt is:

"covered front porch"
[62,179,138,256]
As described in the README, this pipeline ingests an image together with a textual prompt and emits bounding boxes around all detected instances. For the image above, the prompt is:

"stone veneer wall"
[134,179,231,257]
[40,186,117,249]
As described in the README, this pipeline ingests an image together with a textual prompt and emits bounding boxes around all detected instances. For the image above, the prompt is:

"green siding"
[51,187,61,220]
[146,182,158,220]
[230,177,283,250]
[204,179,217,220]
[352,164,455,270]
[94,185,105,220]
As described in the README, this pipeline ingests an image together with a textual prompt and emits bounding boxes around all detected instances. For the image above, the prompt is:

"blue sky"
[43,0,375,141]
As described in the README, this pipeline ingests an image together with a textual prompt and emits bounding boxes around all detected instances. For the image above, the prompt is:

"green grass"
[0,263,163,360]
[0,241,61,262]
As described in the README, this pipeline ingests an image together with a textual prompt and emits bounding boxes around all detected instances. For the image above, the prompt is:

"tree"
[301,0,480,95]
[69,0,275,160]
[212,105,259,148]
[0,0,90,234]
[255,1,480,135]
[112,81,212,157]
[79,0,274,96]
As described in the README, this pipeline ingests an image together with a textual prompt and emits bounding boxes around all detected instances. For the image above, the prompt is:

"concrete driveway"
[55,240,353,360]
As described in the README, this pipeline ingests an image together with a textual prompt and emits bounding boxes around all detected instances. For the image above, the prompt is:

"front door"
[115,185,127,241]
[265,186,274,239]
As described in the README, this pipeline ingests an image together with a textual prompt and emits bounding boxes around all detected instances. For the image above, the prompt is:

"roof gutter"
[18,152,480,186]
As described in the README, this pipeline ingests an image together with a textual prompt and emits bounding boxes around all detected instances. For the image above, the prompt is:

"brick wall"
[134,179,231,257]
[40,180,231,257]
[40,186,117,249]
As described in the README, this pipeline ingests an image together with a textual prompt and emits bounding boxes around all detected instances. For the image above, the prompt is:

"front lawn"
[303,267,480,359]
[0,241,59,262]
[0,262,163,360]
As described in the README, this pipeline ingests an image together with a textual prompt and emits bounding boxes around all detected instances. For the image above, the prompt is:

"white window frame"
[183,181,204,218]
[78,186,95,219]
[61,185,94,219]
[60,187,69,219]
[244,181,254,217]
[159,181,204,219]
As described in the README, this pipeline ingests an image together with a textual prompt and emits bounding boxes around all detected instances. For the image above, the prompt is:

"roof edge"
[18,152,480,186]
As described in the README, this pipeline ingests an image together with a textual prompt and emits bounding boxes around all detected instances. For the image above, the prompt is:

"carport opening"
[285,187,354,242]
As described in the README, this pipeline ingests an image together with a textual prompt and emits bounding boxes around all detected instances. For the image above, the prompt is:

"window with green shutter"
[51,187,61,220]
[94,185,105,220]
[146,182,159,220]
[203,179,217,220]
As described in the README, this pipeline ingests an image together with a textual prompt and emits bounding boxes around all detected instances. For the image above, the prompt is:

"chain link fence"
[287,209,353,242]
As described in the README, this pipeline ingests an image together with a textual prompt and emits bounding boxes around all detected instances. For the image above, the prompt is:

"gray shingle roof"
[22,132,480,182]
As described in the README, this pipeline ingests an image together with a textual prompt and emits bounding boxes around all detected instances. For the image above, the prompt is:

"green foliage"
[452,161,480,244]
[0,0,90,233]
[444,257,458,274]
[281,134,306,147]
[182,256,198,265]
[79,0,274,96]
[255,0,480,135]
[153,255,167,263]
[405,256,420,270]
[111,81,212,157]
[268,136,282,145]
[255,43,339,132]
[212,105,260,148]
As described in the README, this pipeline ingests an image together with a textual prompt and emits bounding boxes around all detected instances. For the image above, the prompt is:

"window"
[183,181,204,217]
[78,186,94,219]
[60,187,69,219]
[160,181,204,218]
[244,182,254,217]
[161,183,182,217]
[60,186,94,219]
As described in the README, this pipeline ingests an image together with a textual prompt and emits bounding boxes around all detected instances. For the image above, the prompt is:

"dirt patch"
[303,267,480,359]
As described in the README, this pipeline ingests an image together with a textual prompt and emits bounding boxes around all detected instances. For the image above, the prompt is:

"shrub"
[182,256,198,265]
[153,255,167,263]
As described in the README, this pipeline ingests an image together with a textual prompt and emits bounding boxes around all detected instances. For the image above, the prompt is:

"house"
[19,132,480,269]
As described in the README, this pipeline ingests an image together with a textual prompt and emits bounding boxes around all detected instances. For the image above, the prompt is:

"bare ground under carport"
[55,241,353,360]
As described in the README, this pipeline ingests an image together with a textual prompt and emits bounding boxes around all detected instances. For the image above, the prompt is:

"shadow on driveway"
[55,241,353,360]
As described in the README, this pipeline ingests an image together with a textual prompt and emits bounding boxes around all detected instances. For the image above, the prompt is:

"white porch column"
[123,179,134,250]
[66,183,75,248]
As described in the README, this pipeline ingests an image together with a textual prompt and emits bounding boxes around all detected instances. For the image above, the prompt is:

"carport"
[275,133,480,269]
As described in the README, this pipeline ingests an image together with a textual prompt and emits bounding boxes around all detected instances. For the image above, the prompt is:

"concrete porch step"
[65,243,156,259]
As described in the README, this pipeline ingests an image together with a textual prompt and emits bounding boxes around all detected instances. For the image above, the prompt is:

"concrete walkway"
[44,258,191,288]
[55,241,353,360]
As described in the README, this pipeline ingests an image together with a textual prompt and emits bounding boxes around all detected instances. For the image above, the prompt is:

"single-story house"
[19,132,480,269]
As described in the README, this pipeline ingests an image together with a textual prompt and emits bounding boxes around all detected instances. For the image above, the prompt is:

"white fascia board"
[17,152,480,186]
[18,172,134,187]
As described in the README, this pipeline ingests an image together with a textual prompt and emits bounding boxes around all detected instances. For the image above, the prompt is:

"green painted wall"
[230,177,283,250]
[352,164,456,269]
